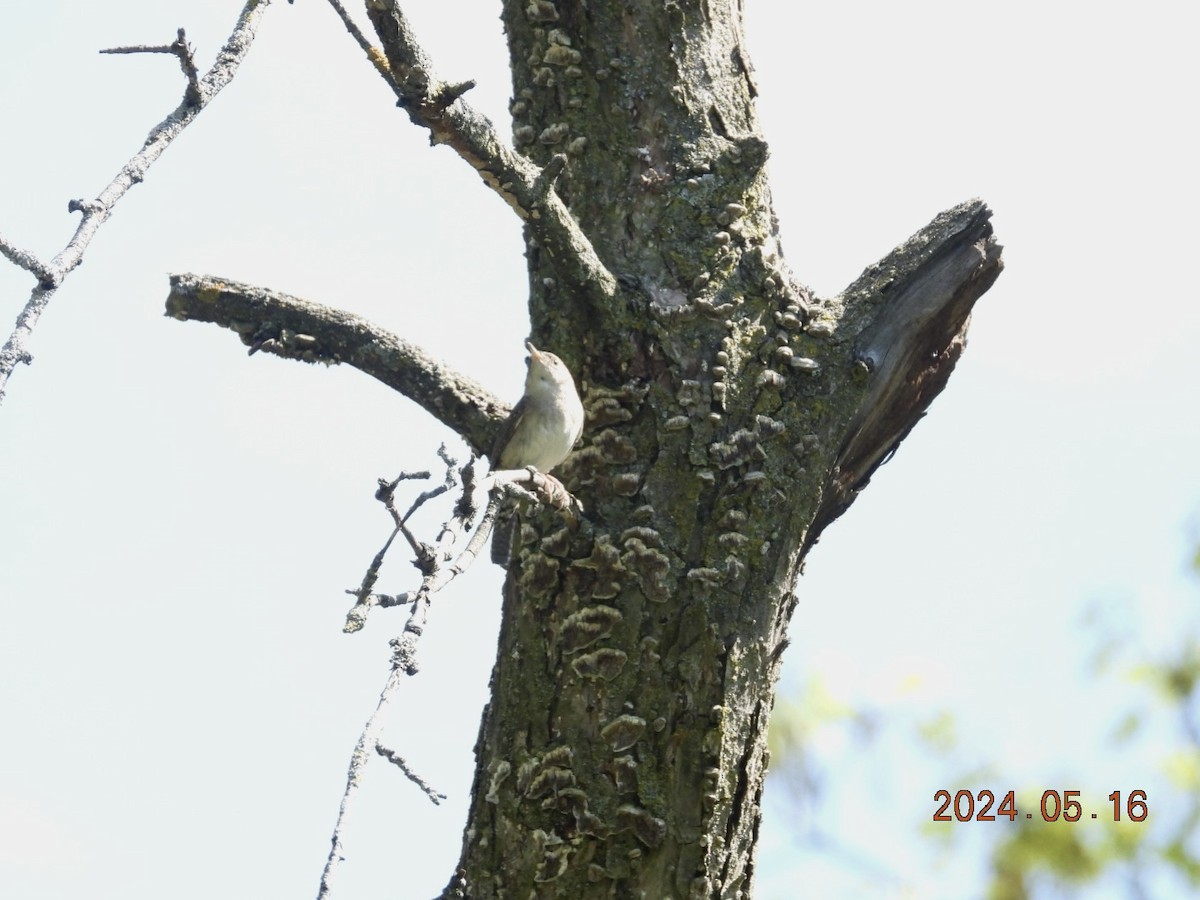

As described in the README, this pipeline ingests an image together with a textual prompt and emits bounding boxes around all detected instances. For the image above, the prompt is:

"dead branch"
[0,1,276,405]
[805,198,1004,554]
[100,27,202,105]
[316,653,410,900]
[376,744,446,805]
[323,449,481,895]
[165,273,508,457]
[342,447,483,633]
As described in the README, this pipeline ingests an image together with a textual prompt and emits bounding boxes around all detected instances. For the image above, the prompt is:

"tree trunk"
[440,1,1002,897]
[164,0,1001,894]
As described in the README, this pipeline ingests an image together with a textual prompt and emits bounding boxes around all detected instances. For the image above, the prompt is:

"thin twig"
[100,29,202,104]
[382,477,429,560]
[316,658,409,900]
[376,744,446,805]
[99,42,178,54]
[443,491,503,578]
[343,466,442,634]
[0,3,275,405]
[319,573,440,898]
[401,445,459,524]
[323,0,376,60]
[342,453,484,633]
[386,466,578,616]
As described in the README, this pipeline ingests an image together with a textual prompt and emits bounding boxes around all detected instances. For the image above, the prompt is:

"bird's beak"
[525,340,540,360]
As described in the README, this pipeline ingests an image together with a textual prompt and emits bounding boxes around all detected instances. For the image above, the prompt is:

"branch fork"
[0,1,275,404]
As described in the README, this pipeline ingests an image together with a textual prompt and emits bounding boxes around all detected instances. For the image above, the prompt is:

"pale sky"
[2,2,1198,898]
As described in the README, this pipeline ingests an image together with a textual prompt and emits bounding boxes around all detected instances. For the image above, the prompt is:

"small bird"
[490,341,585,565]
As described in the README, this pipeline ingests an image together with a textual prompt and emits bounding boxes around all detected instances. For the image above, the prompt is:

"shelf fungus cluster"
[487,637,668,883]
[512,7,596,153]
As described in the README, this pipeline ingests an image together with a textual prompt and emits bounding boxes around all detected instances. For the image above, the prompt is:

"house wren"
[490,341,585,565]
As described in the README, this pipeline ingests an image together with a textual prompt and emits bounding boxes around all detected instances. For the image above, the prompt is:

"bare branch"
[420,467,581,596]
[99,42,178,54]
[342,451,487,633]
[322,0,379,62]
[0,1,275,405]
[326,0,617,306]
[322,479,464,896]
[343,469,436,630]
[322,447,470,890]
[101,28,203,105]
[165,273,507,456]
[375,744,446,805]
[401,444,460,524]
[317,654,410,900]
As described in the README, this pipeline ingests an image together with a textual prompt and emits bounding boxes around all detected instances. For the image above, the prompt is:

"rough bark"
[444,2,1002,898]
